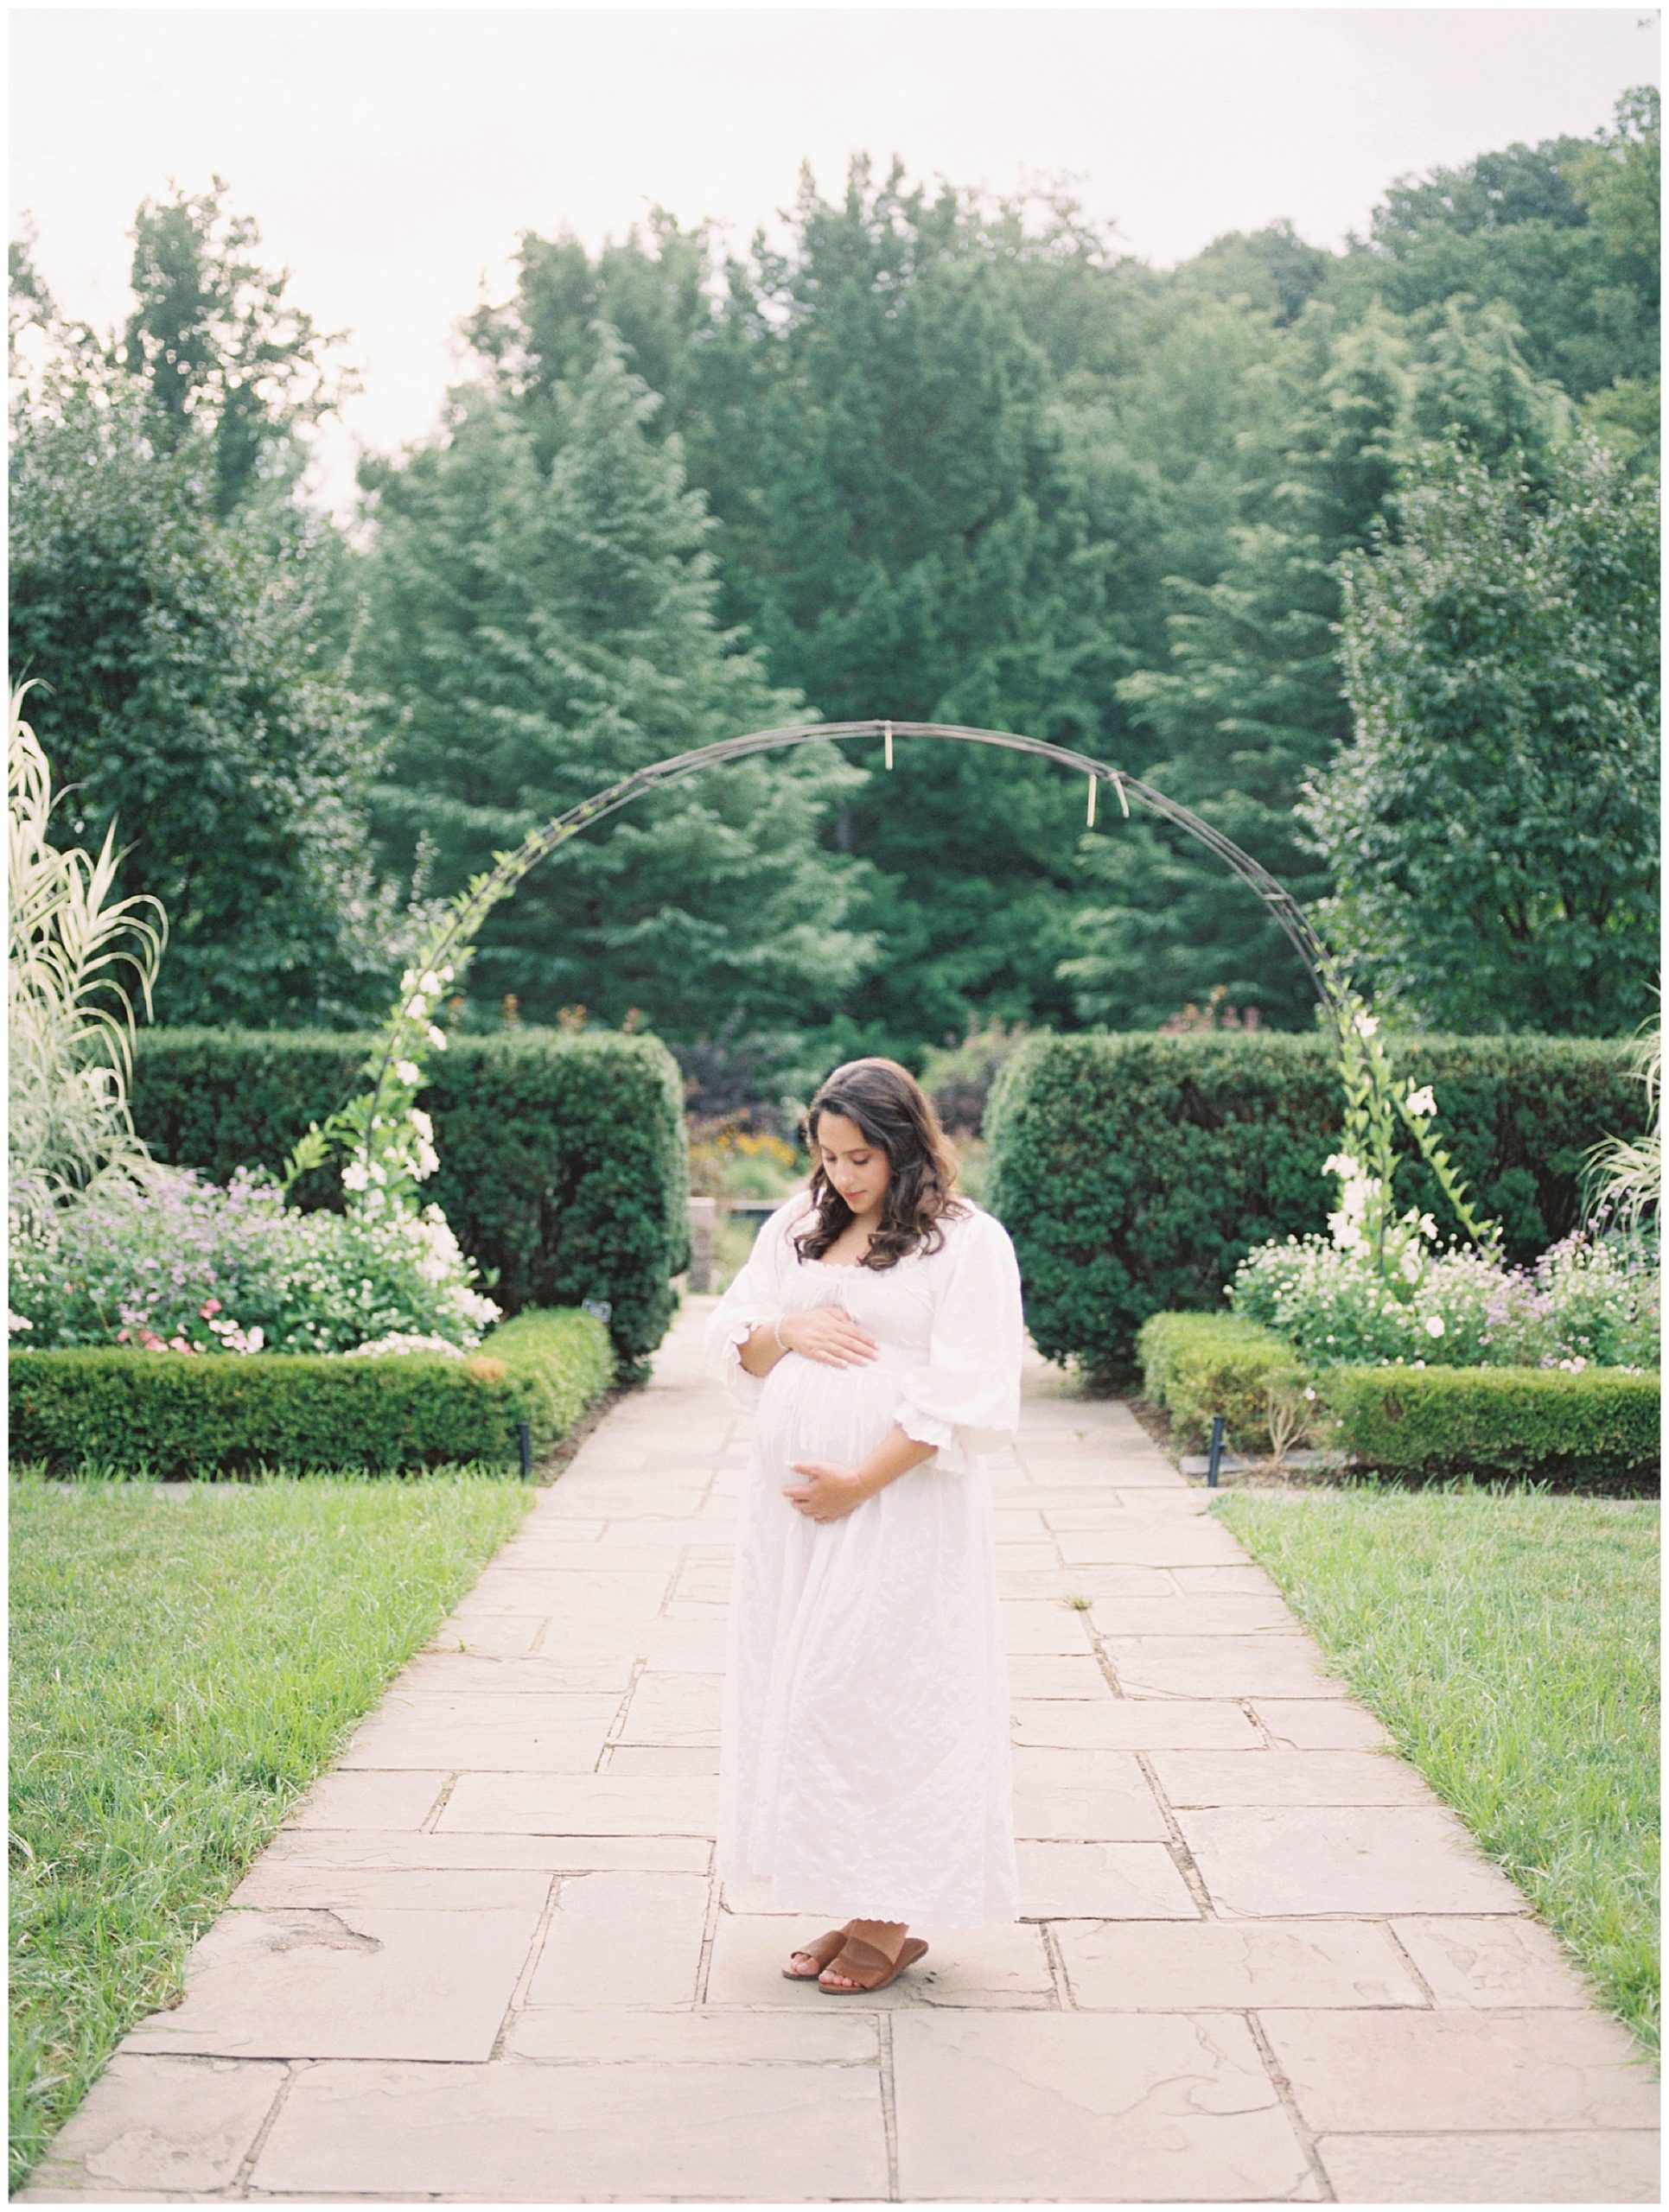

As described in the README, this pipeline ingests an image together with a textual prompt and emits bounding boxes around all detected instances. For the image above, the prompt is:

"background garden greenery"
[9,89,1659,1090]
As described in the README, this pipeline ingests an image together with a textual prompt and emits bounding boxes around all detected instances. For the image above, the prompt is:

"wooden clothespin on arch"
[882,719,894,769]
[1086,767,1131,826]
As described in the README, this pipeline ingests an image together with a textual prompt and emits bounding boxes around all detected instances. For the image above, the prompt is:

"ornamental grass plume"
[1579,994,1660,1235]
[8,678,167,1243]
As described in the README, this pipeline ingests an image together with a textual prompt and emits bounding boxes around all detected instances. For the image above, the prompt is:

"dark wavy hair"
[791,1057,971,1271]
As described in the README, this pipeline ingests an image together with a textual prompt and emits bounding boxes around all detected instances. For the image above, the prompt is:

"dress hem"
[717,1864,1019,1931]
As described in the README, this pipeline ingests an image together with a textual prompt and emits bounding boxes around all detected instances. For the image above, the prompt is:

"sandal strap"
[793,1925,851,1965]
[825,1933,901,1986]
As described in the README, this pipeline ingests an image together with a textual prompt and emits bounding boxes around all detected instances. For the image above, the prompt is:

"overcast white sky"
[10,3,1660,518]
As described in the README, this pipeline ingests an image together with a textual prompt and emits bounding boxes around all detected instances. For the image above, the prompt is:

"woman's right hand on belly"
[779,1306,879,1369]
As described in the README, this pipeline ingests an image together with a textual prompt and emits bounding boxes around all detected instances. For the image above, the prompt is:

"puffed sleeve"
[701,1192,808,1412]
[894,1208,1026,1475]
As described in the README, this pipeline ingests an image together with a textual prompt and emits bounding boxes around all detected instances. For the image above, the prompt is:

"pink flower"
[200,1298,222,1319]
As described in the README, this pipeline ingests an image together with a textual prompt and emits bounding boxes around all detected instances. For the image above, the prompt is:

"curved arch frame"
[357,718,1357,1149]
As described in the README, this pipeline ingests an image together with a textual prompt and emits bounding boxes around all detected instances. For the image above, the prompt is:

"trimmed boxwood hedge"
[1319,1364,1660,1490]
[8,1307,615,1478]
[985,1029,1650,1382]
[128,1027,690,1378]
[1136,1313,1304,1452]
[1136,1309,1659,1489]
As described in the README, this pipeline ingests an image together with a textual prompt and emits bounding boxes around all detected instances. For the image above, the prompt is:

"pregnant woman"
[704,1055,1026,1994]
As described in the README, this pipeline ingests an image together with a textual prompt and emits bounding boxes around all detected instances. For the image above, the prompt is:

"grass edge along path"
[8,1465,537,2193]
[1213,1479,1660,2063]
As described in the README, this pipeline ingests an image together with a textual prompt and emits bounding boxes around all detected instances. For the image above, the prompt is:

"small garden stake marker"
[1086,772,1097,827]
[1207,1414,1226,1489]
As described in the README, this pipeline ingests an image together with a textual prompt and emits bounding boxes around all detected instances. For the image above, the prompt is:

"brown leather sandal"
[817,1931,930,1993]
[781,1923,855,1980]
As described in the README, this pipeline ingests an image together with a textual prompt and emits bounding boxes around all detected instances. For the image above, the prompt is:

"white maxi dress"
[704,1187,1025,1930]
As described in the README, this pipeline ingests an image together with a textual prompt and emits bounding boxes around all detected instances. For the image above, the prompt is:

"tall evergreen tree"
[1059,301,1413,1027]
[1060,292,1579,1030]
[354,325,880,1047]
[717,159,1134,1053]
[477,167,1145,1057]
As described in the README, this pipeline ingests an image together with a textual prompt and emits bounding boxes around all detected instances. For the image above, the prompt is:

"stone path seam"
[17,1294,1659,2204]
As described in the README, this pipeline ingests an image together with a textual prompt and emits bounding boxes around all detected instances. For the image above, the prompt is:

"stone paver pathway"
[24,1300,1659,2202]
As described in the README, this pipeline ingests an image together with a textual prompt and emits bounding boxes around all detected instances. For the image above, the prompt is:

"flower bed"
[1228,1214,1659,1375]
[127,1025,691,1375]
[9,1165,500,1357]
[9,1307,615,1477]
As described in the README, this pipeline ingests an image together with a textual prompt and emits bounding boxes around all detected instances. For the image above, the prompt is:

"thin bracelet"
[771,1316,788,1351]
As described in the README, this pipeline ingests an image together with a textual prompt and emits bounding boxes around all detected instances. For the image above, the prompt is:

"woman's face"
[813,1110,892,1217]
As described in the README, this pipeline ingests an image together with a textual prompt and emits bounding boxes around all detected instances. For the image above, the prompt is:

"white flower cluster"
[1322,1148,1438,1280]
[403,1204,501,1334]
[399,963,455,1055]
[1322,1150,1372,1255]
[343,1331,468,1359]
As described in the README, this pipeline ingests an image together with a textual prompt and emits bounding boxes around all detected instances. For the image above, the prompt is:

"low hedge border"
[1137,1310,1659,1489]
[8,1307,615,1478]
[1320,1363,1661,1489]
[1136,1313,1303,1452]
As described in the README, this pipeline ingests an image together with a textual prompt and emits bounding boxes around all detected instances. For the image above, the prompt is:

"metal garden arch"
[354,717,1360,1148]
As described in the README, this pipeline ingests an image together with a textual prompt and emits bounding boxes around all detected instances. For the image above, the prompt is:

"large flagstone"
[1011,1696,1262,1750]
[1179,1805,1533,1918]
[1315,2129,1659,2202]
[526,1870,710,2007]
[1016,1840,1200,1918]
[1149,1748,1437,1807]
[248,2056,891,2201]
[1056,1917,1424,2011]
[334,1691,618,1771]
[120,1897,542,2061]
[1260,2005,1660,2133]
[19,2056,284,2197]
[438,1770,717,1837]
[890,2010,1316,2201]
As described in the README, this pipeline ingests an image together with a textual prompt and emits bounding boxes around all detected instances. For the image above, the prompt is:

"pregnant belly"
[754,1349,909,1471]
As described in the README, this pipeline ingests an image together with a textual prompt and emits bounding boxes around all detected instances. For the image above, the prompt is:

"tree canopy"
[10,86,1659,1065]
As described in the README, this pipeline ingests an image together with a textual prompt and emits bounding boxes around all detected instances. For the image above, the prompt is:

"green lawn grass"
[8,1465,536,2191]
[1214,1479,1660,2059]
